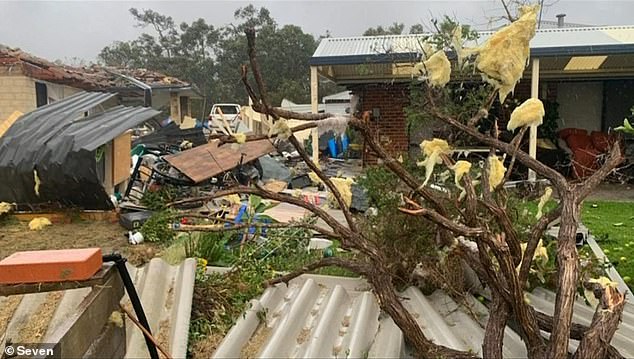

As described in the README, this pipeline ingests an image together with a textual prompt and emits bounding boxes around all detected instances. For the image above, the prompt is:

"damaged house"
[308,22,634,178]
[0,44,200,124]
[0,92,159,209]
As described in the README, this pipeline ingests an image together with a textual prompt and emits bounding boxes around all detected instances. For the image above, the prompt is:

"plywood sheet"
[112,131,132,185]
[164,139,275,183]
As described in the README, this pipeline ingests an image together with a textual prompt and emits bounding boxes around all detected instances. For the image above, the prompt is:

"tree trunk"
[483,295,508,359]
[573,285,626,359]
[369,270,476,359]
[548,192,580,359]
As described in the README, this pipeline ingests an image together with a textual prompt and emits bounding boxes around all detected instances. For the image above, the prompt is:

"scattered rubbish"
[289,174,312,189]
[308,238,333,250]
[128,231,145,244]
[328,177,354,208]
[258,155,292,183]
[164,139,274,183]
[120,210,154,230]
[28,217,52,230]
[350,183,369,212]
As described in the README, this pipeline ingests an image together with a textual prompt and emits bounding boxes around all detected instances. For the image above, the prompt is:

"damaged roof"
[0,44,193,91]
[0,91,159,209]
[212,274,634,358]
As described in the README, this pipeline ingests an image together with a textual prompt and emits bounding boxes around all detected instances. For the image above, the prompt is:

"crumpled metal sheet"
[0,91,159,209]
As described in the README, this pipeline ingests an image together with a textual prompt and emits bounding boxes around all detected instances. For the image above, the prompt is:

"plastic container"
[328,138,338,157]
[340,133,349,153]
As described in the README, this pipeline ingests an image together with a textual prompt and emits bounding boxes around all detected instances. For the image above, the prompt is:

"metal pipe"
[102,253,160,359]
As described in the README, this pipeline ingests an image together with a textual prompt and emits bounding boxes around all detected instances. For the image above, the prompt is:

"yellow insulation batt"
[451,160,472,200]
[422,50,451,87]
[475,5,539,102]
[488,156,506,191]
[29,217,52,230]
[417,138,452,186]
[535,186,553,219]
[268,119,292,139]
[508,98,545,131]
[328,177,354,208]
[0,202,13,215]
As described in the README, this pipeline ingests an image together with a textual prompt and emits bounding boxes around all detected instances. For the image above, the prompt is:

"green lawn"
[582,201,634,286]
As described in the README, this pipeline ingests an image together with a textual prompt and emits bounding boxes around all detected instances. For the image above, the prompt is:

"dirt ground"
[0,219,158,265]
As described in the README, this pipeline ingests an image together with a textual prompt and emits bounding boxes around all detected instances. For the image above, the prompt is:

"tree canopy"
[99,5,325,115]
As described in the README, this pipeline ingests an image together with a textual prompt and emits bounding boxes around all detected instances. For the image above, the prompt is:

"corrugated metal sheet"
[0,91,160,208]
[213,274,634,358]
[124,258,196,359]
[311,26,634,65]
[0,258,195,358]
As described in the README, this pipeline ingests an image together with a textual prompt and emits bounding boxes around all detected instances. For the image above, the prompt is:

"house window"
[35,83,48,107]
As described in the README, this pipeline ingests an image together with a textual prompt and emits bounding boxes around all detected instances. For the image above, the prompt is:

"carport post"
[310,66,319,163]
[528,58,540,182]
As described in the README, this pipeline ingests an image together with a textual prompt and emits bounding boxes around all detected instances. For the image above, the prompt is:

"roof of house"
[212,273,634,358]
[311,25,634,65]
[0,44,193,91]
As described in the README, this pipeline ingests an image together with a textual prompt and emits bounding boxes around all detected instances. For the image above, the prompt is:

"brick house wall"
[0,74,37,120]
[350,83,411,161]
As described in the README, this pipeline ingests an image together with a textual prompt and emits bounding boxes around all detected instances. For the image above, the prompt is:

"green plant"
[140,211,175,242]
[141,185,177,211]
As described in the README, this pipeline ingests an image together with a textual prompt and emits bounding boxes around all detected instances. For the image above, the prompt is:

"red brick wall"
[350,83,410,161]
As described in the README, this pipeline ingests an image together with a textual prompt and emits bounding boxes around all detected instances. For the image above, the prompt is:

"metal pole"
[310,66,319,163]
[103,253,160,359]
[528,58,540,182]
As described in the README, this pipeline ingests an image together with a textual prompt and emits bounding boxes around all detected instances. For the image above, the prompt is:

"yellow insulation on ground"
[328,177,354,208]
[29,217,52,230]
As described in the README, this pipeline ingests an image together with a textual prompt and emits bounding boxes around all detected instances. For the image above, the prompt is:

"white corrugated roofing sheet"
[311,26,634,65]
[213,273,634,358]
[0,258,196,358]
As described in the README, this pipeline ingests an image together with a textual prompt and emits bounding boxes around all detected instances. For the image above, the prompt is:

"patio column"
[310,66,319,162]
[528,58,540,182]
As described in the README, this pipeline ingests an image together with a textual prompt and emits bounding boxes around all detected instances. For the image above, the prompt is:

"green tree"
[409,24,426,34]
[99,5,321,113]
[363,22,405,36]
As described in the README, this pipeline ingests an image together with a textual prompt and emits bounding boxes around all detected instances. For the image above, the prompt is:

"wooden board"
[112,131,132,185]
[164,139,275,183]
[47,268,124,358]
[0,110,23,138]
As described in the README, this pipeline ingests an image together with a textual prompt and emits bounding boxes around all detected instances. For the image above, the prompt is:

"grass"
[581,200,634,286]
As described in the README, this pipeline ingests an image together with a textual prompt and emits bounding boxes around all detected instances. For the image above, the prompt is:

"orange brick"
[0,248,102,284]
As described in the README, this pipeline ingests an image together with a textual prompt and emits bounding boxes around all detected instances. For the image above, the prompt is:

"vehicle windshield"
[214,105,239,115]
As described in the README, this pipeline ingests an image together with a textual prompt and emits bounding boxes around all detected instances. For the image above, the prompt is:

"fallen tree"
[177,5,626,358]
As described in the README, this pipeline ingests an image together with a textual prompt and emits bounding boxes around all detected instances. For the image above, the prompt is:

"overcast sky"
[1,0,633,62]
